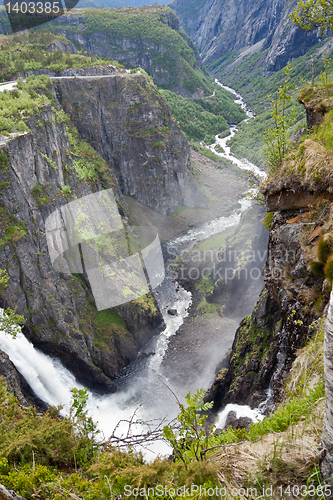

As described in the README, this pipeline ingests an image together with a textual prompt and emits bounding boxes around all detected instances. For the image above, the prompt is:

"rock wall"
[44,6,209,97]
[206,210,324,411]
[52,70,207,215]
[0,72,189,396]
[170,0,321,73]
[321,291,333,496]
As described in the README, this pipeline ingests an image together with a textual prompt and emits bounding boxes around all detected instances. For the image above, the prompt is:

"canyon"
[0,0,332,496]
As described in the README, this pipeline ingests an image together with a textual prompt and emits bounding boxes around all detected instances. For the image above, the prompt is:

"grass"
[94,309,126,328]
[0,30,122,82]
[261,92,333,196]
[0,207,27,249]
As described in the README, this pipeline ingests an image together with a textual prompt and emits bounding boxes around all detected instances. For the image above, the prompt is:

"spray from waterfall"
[0,80,269,457]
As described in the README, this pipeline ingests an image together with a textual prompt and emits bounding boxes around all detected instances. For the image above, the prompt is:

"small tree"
[291,0,333,34]
[263,66,296,173]
[163,389,213,463]
[0,269,25,337]
[69,387,100,468]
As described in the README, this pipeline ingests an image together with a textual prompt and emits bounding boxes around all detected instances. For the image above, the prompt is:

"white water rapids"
[0,80,266,458]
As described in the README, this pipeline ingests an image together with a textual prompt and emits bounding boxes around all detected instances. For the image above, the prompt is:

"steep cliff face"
[0,105,163,393]
[0,350,47,409]
[0,67,206,395]
[52,69,207,215]
[207,210,324,411]
[170,0,321,73]
[44,5,210,97]
[206,83,333,424]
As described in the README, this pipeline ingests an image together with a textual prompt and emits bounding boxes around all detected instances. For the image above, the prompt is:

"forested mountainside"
[39,5,210,97]
[170,0,321,73]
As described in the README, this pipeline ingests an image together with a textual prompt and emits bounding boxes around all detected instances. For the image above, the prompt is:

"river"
[0,80,267,459]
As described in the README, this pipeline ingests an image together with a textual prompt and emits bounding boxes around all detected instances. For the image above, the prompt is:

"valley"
[0,0,332,498]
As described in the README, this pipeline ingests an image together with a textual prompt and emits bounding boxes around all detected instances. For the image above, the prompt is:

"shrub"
[60,184,72,196]
[310,234,333,288]
[263,211,274,230]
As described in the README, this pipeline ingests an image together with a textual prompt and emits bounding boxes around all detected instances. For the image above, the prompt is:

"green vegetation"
[161,87,245,143]
[30,182,50,205]
[163,389,214,463]
[195,87,247,124]
[64,121,113,187]
[206,40,333,167]
[45,5,212,94]
[162,89,227,141]
[0,376,221,500]
[310,235,333,289]
[0,150,9,169]
[261,81,333,195]
[0,75,52,135]
[0,207,27,249]
[229,314,271,375]
[291,0,333,34]
[263,66,297,172]
[248,381,325,439]
[0,30,121,82]
[168,0,207,17]
[60,184,72,196]
[227,110,273,166]
[210,42,332,114]
[0,314,326,499]
[0,270,25,335]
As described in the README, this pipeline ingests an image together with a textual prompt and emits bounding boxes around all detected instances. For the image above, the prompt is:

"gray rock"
[0,71,190,394]
[53,70,207,215]
[46,40,77,54]
[171,0,321,74]
[225,411,252,431]
[0,483,26,500]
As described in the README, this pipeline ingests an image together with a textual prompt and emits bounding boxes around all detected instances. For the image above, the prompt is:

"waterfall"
[0,80,268,458]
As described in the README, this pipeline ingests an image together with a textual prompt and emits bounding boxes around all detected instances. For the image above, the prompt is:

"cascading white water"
[0,80,268,458]
[216,403,264,430]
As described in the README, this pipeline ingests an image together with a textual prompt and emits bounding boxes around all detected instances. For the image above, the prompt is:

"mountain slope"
[42,5,212,97]
[170,0,322,74]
